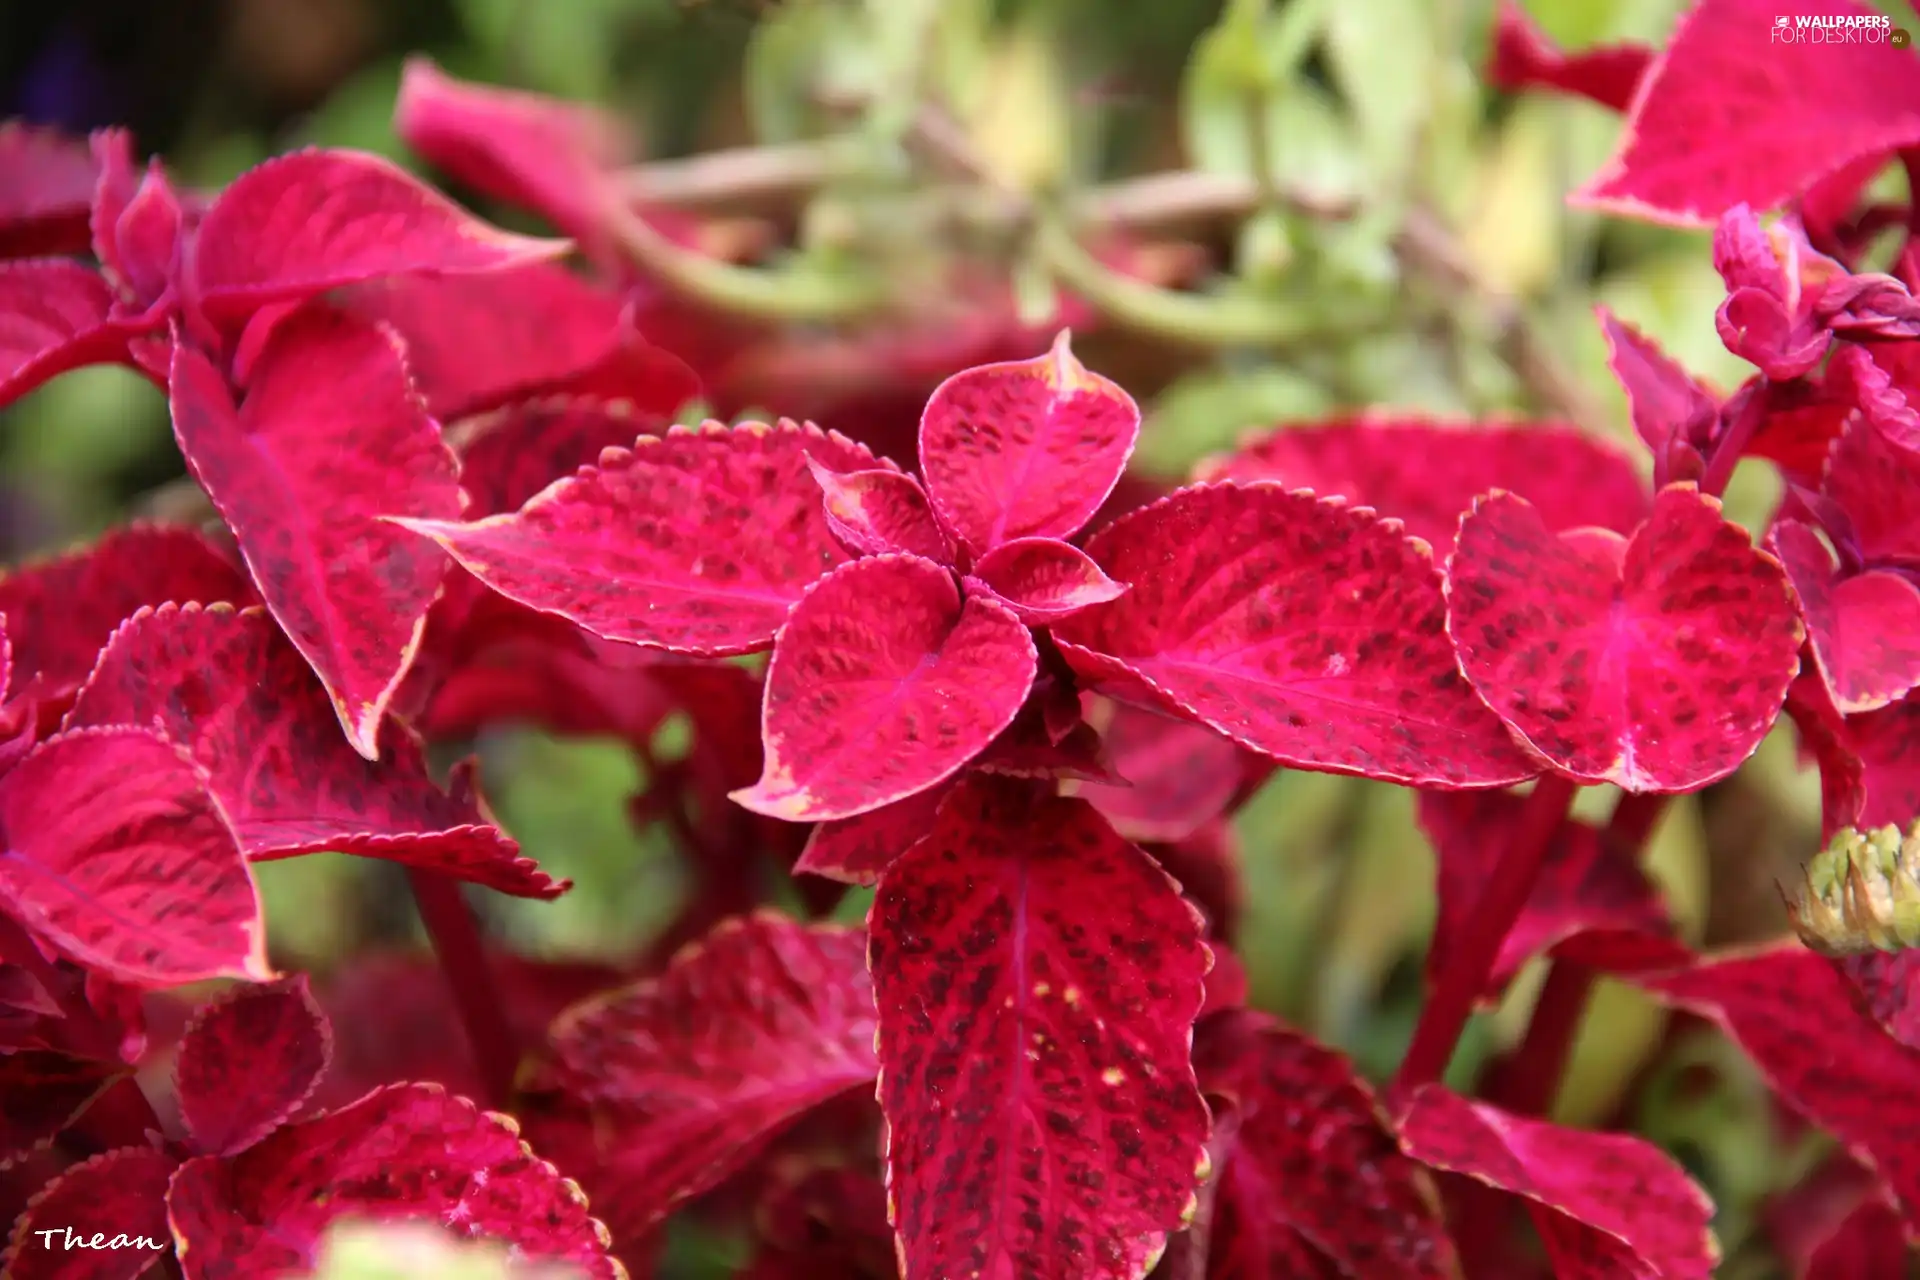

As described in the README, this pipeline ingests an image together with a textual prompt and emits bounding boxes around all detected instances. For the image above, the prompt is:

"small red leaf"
[188,149,568,317]
[165,1082,620,1278]
[1848,688,1920,828]
[1069,697,1243,845]
[65,603,558,897]
[1598,308,1719,467]
[174,977,332,1156]
[970,537,1128,625]
[808,460,954,562]
[1771,520,1920,713]
[1397,1085,1717,1279]
[1804,1194,1909,1279]
[869,781,1211,1280]
[1487,0,1650,112]
[794,783,954,885]
[732,555,1037,822]
[169,306,462,759]
[919,331,1140,554]
[1574,0,1920,225]
[1053,482,1537,788]
[0,523,252,714]
[1187,1010,1458,1278]
[533,915,878,1240]
[0,122,101,257]
[0,1053,126,1169]
[1,1145,175,1279]
[1832,950,1920,1053]
[0,260,125,406]
[1446,484,1803,791]
[1195,417,1649,559]
[95,156,184,310]
[0,726,267,985]
[1823,387,1920,564]
[399,422,878,657]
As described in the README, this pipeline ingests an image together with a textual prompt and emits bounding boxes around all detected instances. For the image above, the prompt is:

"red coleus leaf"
[968,537,1128,626]
[165,1082,619,1278]
[400,421,878,657]
[1783,671,1866,837]
[92,148,184,312]
[0,259,126,406]
[1446,484,1803,791]
[794,782,954,885]
[1822,370,1920,563]
[1,1145,174,1279]
[1054,482,1537,788]
[1803,1194,1909,1279]
[808,461,955,563]
[1770,520,1920,713]
[1194,417,1649,560]
[1184,1010,1459,1278]
[533,915,878,1241]
[0,523,252,714]
[187,149,568,319]
[66,603,558,897]
[732,555,1037,822]
[173,977,331,1157]
[0,122,103,257]
[1397,1085,1718,1279]
[0,1053,126,1170]
[1598,308,1719,473]
[1713,210,1837,380]
[1419,791,1670,997]
[1575,0,1920,225]
[0,726,267,985]
[1487,0,1651,113]
[1831,950,1920,1053]
[1069,698,1243,845]
[919,331,1140,555]
[170,305,463,759]
[868,781,1212,1280]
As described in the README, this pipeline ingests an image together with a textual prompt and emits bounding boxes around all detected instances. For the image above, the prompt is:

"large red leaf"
[1053,482,1537,788]
[0,523,252,713]
[1184,1010,1459,1278]
[532,915,878,1240]
[0,122,102,257]
[0,726,267,985]
[1770,520,1920,713]
[1397,1085,1718,1279]
[65,603,558,897]
[1446,484,1803,791]
[1194,417,1648,560]
[1487,0,1650,113]
[0,260,125,407]
[1,1145,175,1279]
[868,781,1212,1280]
[187,149,568,318]
[165,1082,620,1279]
[1575,0,1920,224]
[919,332,1140,554]
[174,977,331,1157]
[398,421,878,657]
[731,555,1037,822]
[169,306,462,759]
[794,782,955,885]
[1069,698,1242,845]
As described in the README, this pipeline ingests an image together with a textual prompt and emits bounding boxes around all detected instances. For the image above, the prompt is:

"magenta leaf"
[868,780,1212,1280]
[1712,210,1836,380]
[0,1053,127,1169]
[0,725,267,985]
[531,915,878,1240]
[1832,950,1920,1053]
[0,259,126,406]
[1770,520,1920,713]
[1597,307,1719,470]
[1,1145,175,1280]
[808,460,955,562]
[1804,1194,1909,1279]
[1053,482,1537,788]
[794,782,955,885]
[1181,1010,1458,1277]
[968,537,1128,625]
[399,421,879,657]
[732,555,1037,822]
[165,1082,620,1278]
[0,122,102,257]
[66,603,559,897]
[187,149,569,318]
[1194,416,1648,559]
[1783,671,1866,837]
[1822,375,1920,564]
[94,155,184,311]
[451,396,683,519]
[919,331,1140,554]
[1397,1085,1718,1278]
[0,523,252,713]
[1446,484,1803,791]
[174,977,332,1156]
[169,305,462,759]
[1575,0,1920,224]
[1487,0,1650,112]
[1069,697,1242,844]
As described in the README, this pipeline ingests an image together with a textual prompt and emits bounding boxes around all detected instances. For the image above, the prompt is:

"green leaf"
[1322,0,1432,192]
[744,0,880,144]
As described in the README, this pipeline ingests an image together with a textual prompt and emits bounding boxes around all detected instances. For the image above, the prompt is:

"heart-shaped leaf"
[0,260,125,406]
[808,461,954,562]
[968,537,1128,625]
[919,331,1140,555]
[1053,482,1538,788]
[1,1145,175,1280]
[1771,520,1920,713]
[732,555,1037,822]
[174,977,332,1156]
[868,780,1211,1280]
[1446,484,1803,791]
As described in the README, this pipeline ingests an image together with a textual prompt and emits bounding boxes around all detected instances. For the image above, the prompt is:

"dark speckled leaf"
[1770,519,1920,714]
[808,461,954,563]
[1053,482,1536,788]
[868,780,1212,1280]
[1446,484,1802,791]
[1,1145,175,1279]
[174,977,331,1156]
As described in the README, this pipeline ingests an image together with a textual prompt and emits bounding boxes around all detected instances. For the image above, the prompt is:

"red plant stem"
[1394,775,1581,1094]
[1698,378,1768,499]
[407,868,517,1108]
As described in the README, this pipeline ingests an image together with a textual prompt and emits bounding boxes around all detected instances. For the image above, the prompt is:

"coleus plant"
[1,0,1919,1276]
